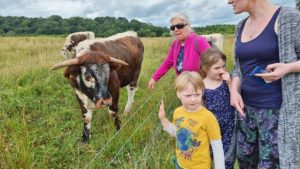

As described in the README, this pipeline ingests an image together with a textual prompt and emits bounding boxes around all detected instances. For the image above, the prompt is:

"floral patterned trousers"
[236,105,280,169]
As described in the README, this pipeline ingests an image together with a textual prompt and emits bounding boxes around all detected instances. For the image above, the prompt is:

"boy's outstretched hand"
[158,100,170,128]
[158,100,166,120]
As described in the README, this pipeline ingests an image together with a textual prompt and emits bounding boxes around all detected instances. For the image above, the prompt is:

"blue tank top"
[235,7,282,109]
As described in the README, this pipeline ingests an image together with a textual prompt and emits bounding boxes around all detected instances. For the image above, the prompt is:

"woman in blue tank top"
[227,0,300,169]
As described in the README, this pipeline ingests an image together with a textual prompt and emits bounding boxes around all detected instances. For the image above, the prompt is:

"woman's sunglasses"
[170,23,187,31]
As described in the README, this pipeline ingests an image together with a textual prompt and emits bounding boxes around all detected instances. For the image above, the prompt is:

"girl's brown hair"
[199,48,226,78]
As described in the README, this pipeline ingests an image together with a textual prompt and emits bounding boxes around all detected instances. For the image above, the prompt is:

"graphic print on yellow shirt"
[173,106,221,169]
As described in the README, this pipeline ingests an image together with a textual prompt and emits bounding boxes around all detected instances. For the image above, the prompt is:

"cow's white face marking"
[74,64,111,108]
[81,67,96,89]
[76,76,81,86]
[75,89,95,109]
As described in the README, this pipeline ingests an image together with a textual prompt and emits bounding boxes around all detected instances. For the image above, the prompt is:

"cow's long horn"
[51,58,80,70]
[109,57,128,66]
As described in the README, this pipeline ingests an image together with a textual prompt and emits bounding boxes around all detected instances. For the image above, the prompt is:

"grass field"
[0,35,235,169]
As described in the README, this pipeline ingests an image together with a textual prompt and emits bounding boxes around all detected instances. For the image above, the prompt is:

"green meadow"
[0,35,235,168]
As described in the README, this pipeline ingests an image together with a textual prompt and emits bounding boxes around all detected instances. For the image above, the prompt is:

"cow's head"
[52,51,128,108]
[61,32,95,59]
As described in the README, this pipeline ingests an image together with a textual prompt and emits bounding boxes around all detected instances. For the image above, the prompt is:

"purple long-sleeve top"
[151,32,210,81]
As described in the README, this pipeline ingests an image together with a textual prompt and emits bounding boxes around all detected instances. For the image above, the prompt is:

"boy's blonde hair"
[199,48,227,78]
[174,71,205,93]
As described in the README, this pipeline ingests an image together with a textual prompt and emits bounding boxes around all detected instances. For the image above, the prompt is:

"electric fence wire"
[84,92,156,169]
[135,92,178,168]
[105,86,174,169]
[104,102,161,169]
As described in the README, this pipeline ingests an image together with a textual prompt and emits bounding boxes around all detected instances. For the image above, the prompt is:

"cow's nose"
[95,98,112,108]
[101,90,111,100]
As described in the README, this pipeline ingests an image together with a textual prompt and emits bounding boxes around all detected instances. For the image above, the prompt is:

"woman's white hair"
[170,13,190,25]
[169,12,193,37]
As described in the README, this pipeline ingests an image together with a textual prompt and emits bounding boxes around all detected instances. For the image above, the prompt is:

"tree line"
[0,15,235,37]
[0,1,299,38]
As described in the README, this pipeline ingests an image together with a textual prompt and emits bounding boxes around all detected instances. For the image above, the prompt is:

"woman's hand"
[148,78,156,90]
[255,63,291,82]
[230,89,245,117]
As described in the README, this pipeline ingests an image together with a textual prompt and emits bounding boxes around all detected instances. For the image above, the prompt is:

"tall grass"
[0,35,235,169]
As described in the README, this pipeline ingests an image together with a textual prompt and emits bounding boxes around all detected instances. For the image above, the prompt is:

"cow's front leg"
[75,93,93,143]
[82,109,93,142]
[108,91,120,130]
[108,88,120,130]
[124,85,137,115]
[108,73,121,130]
[109,108,121,130]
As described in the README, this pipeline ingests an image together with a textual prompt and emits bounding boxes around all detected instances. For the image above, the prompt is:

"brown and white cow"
[201,33,224,51]
[52,31,144,142]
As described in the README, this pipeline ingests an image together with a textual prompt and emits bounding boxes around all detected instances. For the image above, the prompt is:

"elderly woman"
[148,13,210,90]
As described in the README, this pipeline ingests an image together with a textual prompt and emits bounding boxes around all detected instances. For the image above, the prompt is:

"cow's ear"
[109,62,122,71]
[108,56,128,71]
[64,66,80,80]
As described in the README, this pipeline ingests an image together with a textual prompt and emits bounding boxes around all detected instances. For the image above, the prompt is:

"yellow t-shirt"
[172,106,221,169]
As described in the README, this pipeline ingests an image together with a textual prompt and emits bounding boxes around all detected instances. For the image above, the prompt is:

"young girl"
[200,48,236,169]
[158,71,225,169]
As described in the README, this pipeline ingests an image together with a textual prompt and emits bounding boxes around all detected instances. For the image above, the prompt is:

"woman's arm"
[230,76,245,116]
[230,31,245,116]
[151,42,176,81]
[256,10,300,82]
[255,60,300,82]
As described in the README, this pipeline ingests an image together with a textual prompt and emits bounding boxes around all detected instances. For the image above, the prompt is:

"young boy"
[158,71,225,169]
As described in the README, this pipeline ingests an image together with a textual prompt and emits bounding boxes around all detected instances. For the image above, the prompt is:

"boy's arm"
[163,122,177,137]
[210,140,225,169]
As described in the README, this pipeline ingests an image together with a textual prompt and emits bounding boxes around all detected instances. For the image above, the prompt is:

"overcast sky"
[0,0,296,27]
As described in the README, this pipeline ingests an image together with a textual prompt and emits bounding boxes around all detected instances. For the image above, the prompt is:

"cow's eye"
[85,74,92,81]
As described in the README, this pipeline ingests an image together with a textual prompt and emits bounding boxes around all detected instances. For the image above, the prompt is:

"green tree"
[28,17,44,35]
[0,15,232,37]
[297,0,300,10]
[15,18,31,34]
[0,28,4,35]
[66,17,85,33]
[82,18,97,32]
[116,17,130,31]
[138,28,157,37]
[129,19,142,31]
